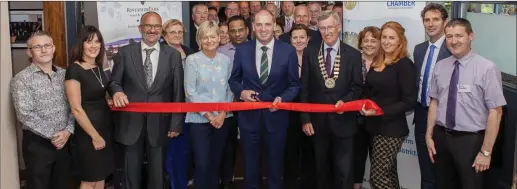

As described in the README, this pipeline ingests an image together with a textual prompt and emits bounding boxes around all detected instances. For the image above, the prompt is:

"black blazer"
[109,42,185,147]
[181,44,195,57]
[189,26,199,52]
[279,29,323,49]
[413,40,451,92]
[300,42,363,138]
[364,57,417,137]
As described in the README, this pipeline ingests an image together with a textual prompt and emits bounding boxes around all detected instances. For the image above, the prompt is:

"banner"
[342,2,426,189]
[96,1,183,72]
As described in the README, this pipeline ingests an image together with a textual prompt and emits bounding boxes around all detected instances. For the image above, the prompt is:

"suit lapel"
[250,40,261,86]
[263,40,281,87]
[338,43,348,82]
[130,43,147,90]
[437,41,451,61]
[150,44,169,92]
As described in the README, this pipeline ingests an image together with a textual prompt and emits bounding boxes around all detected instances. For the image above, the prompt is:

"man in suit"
[412,4,451,189]
[190,3,208,52]
[300,10,363,189]
[280,1,295,33]
[279,4,322,48]
[109,12,185,189]
[228,10,301,189]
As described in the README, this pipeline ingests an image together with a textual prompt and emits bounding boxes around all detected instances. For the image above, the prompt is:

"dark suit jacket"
[109,42,185,147]
[279,29,323,48]
[189,26,199,52]
[228,39,302,133]
[413,39,451,91]
[300,42,363,138]
[181,44,195,57]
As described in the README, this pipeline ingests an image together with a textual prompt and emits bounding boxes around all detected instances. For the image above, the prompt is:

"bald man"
[109,11,185,189]
[229,10,301,189]
[279,5,322,47]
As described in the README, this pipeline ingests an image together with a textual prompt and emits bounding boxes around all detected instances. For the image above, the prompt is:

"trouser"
[23,130,71,189]
[166,122,191,189]
[369,134,404,189]
[414,104,436,189]
[284,112,316,189]
[190,117,235,189]
[313,130,354,189]
[220,116,239,184]
[352,123,369,184]
[124,125,165,189]
[434,126,485,189]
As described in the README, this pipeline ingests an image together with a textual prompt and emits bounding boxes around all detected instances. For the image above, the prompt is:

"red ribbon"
[112,99,383,116]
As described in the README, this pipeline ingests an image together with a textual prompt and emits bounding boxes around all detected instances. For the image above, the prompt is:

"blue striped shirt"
[184,51,234,123]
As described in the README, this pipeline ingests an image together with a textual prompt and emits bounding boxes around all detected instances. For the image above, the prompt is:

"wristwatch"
[480,150,491,157]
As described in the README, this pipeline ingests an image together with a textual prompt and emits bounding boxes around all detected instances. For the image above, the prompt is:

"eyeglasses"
[29,44,54,51]
[319,25,338,33]
[140,24,162,30]
[166,31,184,36]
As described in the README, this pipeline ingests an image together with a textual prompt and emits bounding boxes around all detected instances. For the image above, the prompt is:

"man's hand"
[302,123,315,136]
[168,132,180,138]
[472,153,491,173]
[52,130,71,149]
[269,97,282,112]
[113,92,129,108]
[359,104,377,116]
[335,100,344,114]
[425,134,436,163]
[240,90,258,102]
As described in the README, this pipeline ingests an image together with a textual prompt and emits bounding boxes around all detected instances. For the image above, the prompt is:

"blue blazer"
[413,40,451,91]
[228,39,301,133]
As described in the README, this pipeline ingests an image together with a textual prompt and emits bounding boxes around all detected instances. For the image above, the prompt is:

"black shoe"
[219,183,234,189]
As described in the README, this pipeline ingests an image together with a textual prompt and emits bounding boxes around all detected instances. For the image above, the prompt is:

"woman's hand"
[210,112,226,129]
[359,104,377,116]
[92,135,106,151]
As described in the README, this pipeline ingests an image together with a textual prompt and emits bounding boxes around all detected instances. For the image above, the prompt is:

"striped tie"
[259,46,269,85]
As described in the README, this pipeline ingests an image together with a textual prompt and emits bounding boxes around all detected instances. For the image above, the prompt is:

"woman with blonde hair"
[184,20,236,189]
[360,21,416,189]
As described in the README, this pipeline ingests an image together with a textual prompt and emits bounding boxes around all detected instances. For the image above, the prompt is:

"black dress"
[65,63,115,182]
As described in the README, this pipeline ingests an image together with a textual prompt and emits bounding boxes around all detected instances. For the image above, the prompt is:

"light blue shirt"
[324,41,340,71]
[184,51,234,123]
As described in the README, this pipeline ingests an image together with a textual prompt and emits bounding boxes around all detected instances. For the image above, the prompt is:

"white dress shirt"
[141,41,160,82]
[418,35,445,105]
[255,39,275,76]
[323,41,340,71]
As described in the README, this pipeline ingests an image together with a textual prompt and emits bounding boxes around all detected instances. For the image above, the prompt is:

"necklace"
[88,64,104,88]
[318,43,341,88]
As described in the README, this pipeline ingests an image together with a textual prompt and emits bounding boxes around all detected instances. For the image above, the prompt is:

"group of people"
[11,2,506,189]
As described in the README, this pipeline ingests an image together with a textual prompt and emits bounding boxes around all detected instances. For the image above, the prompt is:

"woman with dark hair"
[65,25,114,189]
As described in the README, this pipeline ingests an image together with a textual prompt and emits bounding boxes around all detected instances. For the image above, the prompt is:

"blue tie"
[421,45,436,106]
[446,60,460,129]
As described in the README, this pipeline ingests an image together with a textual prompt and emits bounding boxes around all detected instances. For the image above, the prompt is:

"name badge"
[458,84,471,93]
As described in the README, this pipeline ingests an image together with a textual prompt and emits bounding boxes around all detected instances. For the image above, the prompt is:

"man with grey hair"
[308,2,321,31]
[300,10,363,189]
[190,3,209,51]
[279,4,322,47]
[225,2,240,22]
[11,31,74,189]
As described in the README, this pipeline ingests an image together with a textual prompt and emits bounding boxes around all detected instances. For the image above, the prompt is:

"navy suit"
[228,39,301,189]
[413,40,451,189]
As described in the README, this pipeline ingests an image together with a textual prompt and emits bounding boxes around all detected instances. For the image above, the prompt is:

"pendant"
[101,84,104,88]
[325,78,335,88]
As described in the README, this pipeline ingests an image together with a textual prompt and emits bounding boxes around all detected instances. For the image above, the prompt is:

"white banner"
[96,1,183,71]
[342,2,425,189]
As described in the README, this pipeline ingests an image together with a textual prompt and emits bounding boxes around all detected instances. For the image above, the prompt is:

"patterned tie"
[325,48,333,76]
[259,46,269,85]
[421,45,436,106]
[445,60,460,129]
[144,48,155,88]
[285,17,291,32]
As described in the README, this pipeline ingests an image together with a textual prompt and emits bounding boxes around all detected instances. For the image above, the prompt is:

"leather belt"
[436,125,485,136]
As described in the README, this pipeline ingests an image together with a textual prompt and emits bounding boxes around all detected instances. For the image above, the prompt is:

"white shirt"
[141,42,160,82]
[418,35,445,105]
[255,39,275,76]
[324,41,340,71]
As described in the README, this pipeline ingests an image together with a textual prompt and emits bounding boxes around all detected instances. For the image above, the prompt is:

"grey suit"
[412,40,451,189]
[109,42,185,189]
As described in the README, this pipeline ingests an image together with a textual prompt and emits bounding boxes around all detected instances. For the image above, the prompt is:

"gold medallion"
[325,78,335,88]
